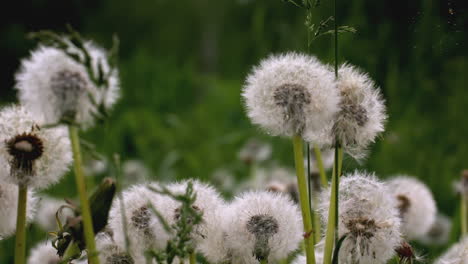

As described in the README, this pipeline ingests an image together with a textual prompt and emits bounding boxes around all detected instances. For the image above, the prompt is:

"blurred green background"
[0,0,467,262]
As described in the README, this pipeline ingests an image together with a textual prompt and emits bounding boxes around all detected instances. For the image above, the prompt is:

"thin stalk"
[69,125,99,264]
[14,185,28,264]
[313,145,328,187]
[292,135,316,264]
[462,193,467,235]
[189,252,196,264]
[312,193,321,243]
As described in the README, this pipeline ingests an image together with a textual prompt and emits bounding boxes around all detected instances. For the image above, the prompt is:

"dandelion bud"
[224,191,302,264]
[27,241,61,264]
[332,64,387,159]
[15,40,120,128]
[35,196,74,232]
[0,182,37,238]
[242,52,339,145]
[387,176,437,240]
[434,236,468,264]
[0,105,72,189]
[395,241,422,264]
[318,171,402,264]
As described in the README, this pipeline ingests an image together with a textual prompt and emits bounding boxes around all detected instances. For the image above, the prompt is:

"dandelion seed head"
[387,176,436,240]
[417,214,452,246]
[15,41,120,128]
[27,241,61,264]
[318,171,402,264]
[0,182,37,238]
[242,52,339,145]
[434,236,468,264]
[96,234,135,264]
[238,138,272,164]
[35,196,74,232]
[0,105,72,189]
[332,63,387,159]
[224,191,302,264]
[108,184,171,258]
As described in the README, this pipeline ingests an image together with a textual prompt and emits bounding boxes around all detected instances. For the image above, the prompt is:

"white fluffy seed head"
[224,191,302,264]
[96,234,136,264]
[122,160,151,186]
[0,182,38,238]
[417,213,452,246]
[332,64,387,159]
[27,240,61,264]
[434,236,468,264]
[238,138,272,164]
[318,171,402,264]
[0,105,72,189]
[167,180,225,246]
[35,196,74,232]
[108,183,172,260]
[242,52,339,145]
[15,41,120,129]
[386,176,437,240]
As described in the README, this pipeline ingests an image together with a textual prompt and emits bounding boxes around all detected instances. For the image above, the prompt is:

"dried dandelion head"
[332,64,387,159]
[0,105,72,189]
[242,52,339,145]
[318,171,402,264]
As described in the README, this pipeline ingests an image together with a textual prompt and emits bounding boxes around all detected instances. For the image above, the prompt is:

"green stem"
[61,241,81,263]
[322,145,342,264]
[14,185,28,264]
[189,252,196,264]
[313,145,328,187]
[292,135,316,264]
[462,193,467,236]
[69,125,100,264]
[312,193,321,243]
[260,259,268,264]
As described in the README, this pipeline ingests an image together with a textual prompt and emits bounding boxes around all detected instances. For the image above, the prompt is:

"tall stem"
[189,252,196,264]
[14,185,28,264]
[313,145,328,187]
[461,193,467,236]
[69,125,99,264]
[292,135,316,264]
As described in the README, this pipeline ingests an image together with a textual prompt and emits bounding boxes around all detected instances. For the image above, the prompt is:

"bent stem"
[322,144,342,264]
[292,135,316,264]
[14,185,28,264]
[313,145,328,187]
[69,125,99,264]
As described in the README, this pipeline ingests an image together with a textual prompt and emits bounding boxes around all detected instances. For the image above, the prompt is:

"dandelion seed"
[0,182,37,238]
[318,171,402,264]
[0,105,72,189]
[27,241,61,264]
[15,41,120,128]
[242,52,339,145]
[387,176,437,240]
[332,64,387,159]
[35,196,74,232]
[434,236,468,264]
[224,191,302,264]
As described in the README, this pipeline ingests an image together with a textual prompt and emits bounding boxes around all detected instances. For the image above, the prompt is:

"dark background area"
[0,0,467,262]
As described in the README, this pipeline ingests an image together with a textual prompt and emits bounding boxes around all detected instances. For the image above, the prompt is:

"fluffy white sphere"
[224,191,302,264]
[96,234,137,264]
[387,176,437,240]
[15,41,120,129]
[417,213,452,246]
[0,105,72,189]
[108,183,172,260]
[434,236,468,264]
[27,240,61,264]
[35,196,74,232]
[318,171,402,264]
[0,182,38,238]
[332,63,387,159]
[238,138,272,164]
[242,52,339,145]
